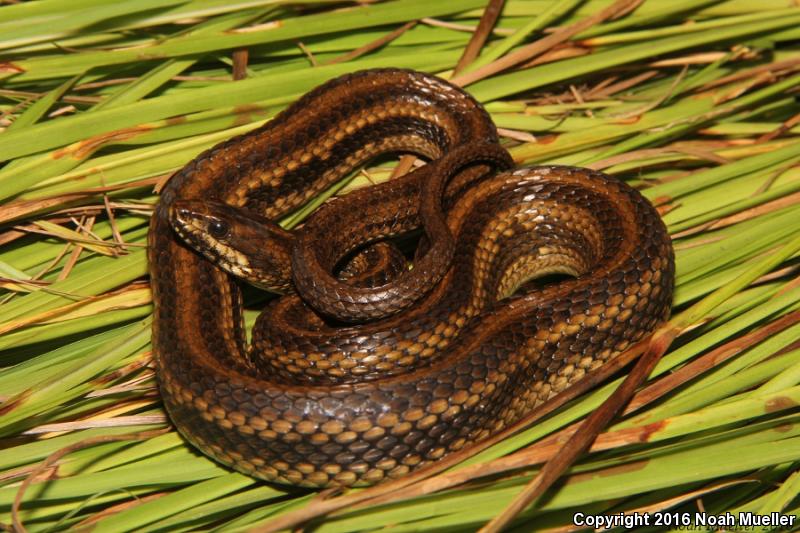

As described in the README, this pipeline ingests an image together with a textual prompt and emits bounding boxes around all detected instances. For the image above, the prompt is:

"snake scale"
[149,69,675,488]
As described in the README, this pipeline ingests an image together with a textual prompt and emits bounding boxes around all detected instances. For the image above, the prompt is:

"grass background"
[1,0,800,531]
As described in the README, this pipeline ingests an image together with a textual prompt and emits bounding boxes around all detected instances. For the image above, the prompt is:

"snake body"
[149,69,675,488]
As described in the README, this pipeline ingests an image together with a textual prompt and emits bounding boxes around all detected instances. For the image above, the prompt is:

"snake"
[149,69,675,488]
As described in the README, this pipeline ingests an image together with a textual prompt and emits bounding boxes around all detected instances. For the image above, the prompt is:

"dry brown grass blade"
[757,110,800,143]
[57,216,94,281]
[584,70,660,100]
[450,0,643,87]
[453,0,505,75]
[0,282,147,337]
[102,196,127,254]
[232,49,249,80]
[0,88,102,106]
[649,52,729,67]
[296,41,319,67]
[626,307,800,413]
[388,155,418,180]
[0,176,160,226]
[586,146,730,171]
[72,493,167,529]
[607,65,687,120]
[420,17,513,36]
[519,43,591,68]
[15,222,119,257]
[0,193,93,225]
[326,21,417,66]
[698,57,800,92]
[496,127,537,143]
[23,415,165,435]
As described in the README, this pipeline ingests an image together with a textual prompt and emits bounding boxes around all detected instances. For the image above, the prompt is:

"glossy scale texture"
[149,69,675,488]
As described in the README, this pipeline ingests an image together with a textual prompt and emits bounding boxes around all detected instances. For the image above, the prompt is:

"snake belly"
[149,69,675,488]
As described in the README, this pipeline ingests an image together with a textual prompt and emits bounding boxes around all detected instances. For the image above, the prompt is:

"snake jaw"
[168,199,296,293]
[169,200,253,278]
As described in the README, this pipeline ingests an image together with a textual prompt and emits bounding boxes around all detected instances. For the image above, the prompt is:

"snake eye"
[208,219,230,239]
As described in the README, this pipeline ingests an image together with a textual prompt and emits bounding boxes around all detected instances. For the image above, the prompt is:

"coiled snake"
[149,69,675,488]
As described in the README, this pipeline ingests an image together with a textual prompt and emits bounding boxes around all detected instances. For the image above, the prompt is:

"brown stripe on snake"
[149,69,674,488]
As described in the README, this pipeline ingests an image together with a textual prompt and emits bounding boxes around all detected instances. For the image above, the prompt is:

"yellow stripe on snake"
[149,69,674,488]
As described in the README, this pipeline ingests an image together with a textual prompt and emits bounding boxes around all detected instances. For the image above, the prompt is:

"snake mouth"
[167,201,249,272]
[168,199,297,292]
[169,200,235,244]
[169,201,197,230]
[168,202,208,250]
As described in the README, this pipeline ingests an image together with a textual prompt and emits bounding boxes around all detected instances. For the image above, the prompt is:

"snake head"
[168,200,295,293]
